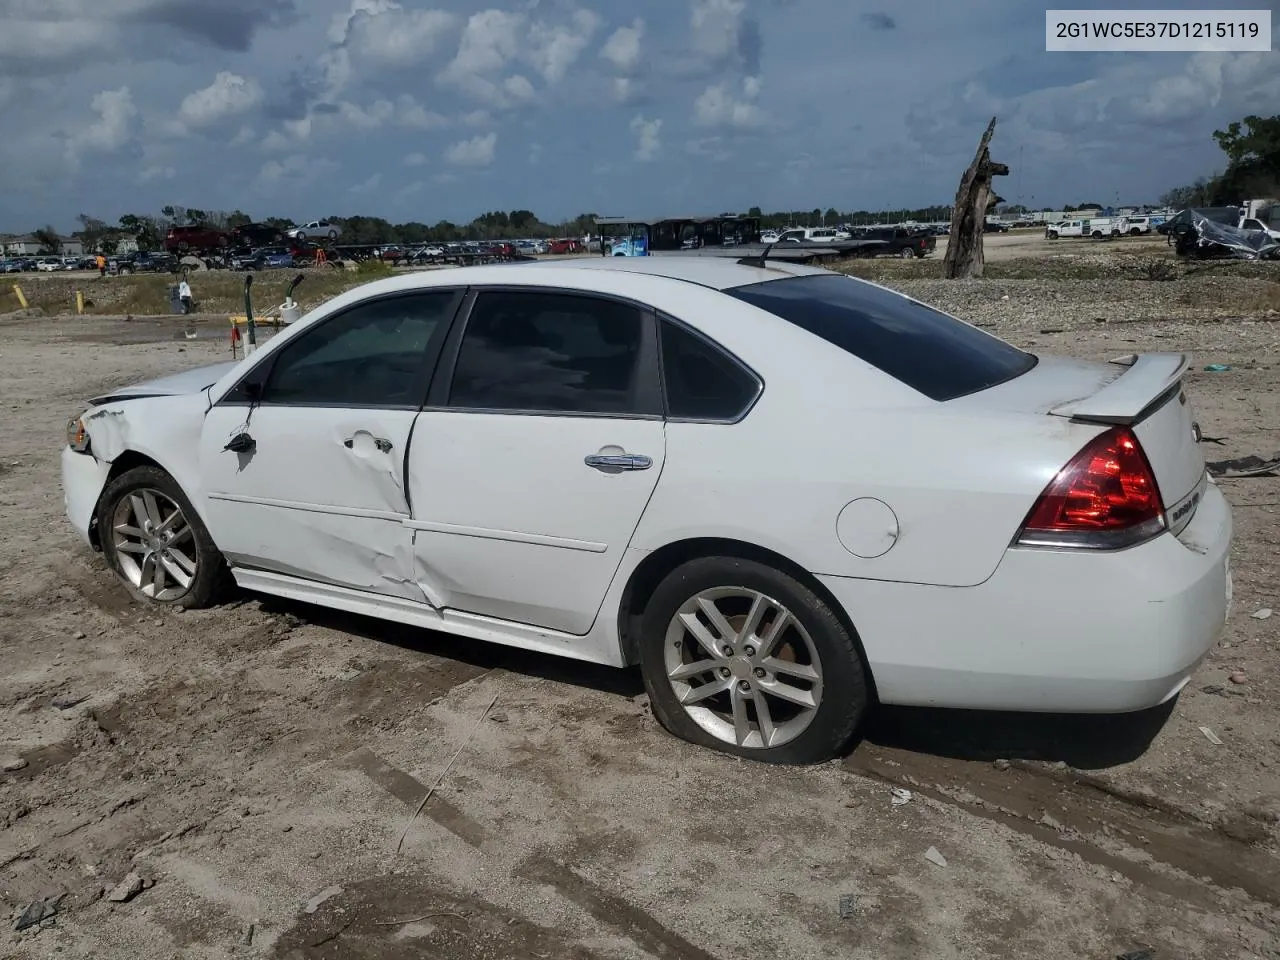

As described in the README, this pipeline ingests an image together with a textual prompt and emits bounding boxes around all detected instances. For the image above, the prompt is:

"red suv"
[163,225,228,253]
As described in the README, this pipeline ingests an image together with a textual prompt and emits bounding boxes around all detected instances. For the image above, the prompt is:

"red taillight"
[1017,426,1166,549]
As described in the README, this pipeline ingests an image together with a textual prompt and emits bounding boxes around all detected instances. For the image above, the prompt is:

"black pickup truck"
[857,227,937,259]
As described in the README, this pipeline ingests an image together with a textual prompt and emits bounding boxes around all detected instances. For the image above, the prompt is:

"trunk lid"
[955,352,1207,534]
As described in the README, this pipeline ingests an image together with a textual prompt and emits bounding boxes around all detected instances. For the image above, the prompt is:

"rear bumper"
[821,480,1233,713]
[61,446,111,548]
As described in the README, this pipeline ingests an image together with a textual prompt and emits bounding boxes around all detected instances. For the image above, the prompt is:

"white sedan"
[60,257,1231,763]
[287,220,342,241]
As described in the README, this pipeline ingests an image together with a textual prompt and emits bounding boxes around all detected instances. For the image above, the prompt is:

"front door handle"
[344,436,393,453]
[585,453,652,471]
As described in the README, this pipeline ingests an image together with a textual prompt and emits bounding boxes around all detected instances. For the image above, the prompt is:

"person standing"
[96,254,106,277]
[178,277,193,314]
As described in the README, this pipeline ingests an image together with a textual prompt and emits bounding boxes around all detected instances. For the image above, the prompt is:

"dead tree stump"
[943,117,1010,279]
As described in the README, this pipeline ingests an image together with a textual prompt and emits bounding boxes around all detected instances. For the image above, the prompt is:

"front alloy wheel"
[664,587,823,749]
[96,465,229,608]
[110,488,197,601]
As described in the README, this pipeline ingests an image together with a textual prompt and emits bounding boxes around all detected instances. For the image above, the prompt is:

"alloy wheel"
[664,587,823,749]
[110,488,198,601]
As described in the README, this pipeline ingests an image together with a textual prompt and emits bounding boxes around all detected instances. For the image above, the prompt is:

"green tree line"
[1159,114,1280,209]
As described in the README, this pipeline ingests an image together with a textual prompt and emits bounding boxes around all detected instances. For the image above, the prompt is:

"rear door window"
[727,274,1036,401]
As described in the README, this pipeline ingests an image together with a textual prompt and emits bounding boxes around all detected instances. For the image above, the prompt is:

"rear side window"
[660,321,759,421]
[449,290,646,414]
[727,274,1035,402]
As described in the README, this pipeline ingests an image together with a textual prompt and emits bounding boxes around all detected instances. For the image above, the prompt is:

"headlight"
[66,416,91,453]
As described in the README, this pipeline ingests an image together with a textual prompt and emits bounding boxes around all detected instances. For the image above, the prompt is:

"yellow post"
[76,291,85,314]
[12,285,27,309]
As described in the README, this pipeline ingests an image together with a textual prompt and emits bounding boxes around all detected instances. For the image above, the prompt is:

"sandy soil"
[1,242,1278,959]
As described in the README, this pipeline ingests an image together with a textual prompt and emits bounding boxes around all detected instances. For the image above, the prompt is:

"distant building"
[0,234,42,256]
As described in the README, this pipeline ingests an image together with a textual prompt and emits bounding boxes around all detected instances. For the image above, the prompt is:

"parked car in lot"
[116,251,178,275]
[228,222,286,250]
[0,258,24,273]
[36,258,62,272]
[858,227,937,259]
[60,257,1230,764]
[287,221,342,242]
[164,224,228,254]
[255,247,295,270]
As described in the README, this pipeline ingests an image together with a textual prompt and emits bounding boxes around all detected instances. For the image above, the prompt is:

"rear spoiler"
[1047,353,1189,424]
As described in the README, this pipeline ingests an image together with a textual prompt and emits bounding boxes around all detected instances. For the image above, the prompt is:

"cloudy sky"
[1,0,1277,231]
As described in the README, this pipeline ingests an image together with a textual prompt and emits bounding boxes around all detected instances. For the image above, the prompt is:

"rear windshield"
[727,273,1036,401]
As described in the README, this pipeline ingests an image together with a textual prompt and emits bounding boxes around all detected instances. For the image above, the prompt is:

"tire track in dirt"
[846,742,1280,908]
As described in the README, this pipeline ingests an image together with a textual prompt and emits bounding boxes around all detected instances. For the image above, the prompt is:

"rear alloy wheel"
[898,247,916,259]
[639,557,868,764]
[96,465,228,608]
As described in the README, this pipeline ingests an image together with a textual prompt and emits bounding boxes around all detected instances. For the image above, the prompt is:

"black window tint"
[727,274,1035,402]
[660,321,758,420]
[262,293,453,407]
[449,291,644,414]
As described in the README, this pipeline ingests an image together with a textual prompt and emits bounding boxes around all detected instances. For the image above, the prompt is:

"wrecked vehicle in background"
[1174,214,1280,260]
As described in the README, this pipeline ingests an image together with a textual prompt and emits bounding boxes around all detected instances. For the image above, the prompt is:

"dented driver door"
[197,291,462,603]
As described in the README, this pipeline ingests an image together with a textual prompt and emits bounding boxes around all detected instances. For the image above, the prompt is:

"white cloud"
[350,172,381,194]
[693,76,766,129]
[528,142,543,165]
[343,2,456,67]
[137,164,176,183]
[395,96,450,129]
[259,154,340,185]
[462,109,492,127]
[439,6,596,105]
[527,9,600,84]
[67,87,136,162]
[262,94,445,152]
[631,114,661,161]
[177,72,262,129]
[395,180,425,203]
[404,151,427,166]
[691,0,745,61]
[442,9,523,80]
[601,18,644,73]
[503,75,536,102]
[444,131,497,167]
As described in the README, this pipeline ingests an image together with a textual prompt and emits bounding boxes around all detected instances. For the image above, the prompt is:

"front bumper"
[61,446,111,548]
[821,480,1233,713]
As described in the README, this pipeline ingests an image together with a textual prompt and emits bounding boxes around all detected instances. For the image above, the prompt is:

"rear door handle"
[585,453,652,471]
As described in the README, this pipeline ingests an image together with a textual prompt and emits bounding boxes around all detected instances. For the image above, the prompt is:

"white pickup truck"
[1046,218,1122,239]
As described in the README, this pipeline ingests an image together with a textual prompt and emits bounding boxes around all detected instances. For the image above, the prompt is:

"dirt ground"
[1,237,1278,960]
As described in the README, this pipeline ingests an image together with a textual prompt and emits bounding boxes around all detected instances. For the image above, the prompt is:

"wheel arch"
[87,451,167,548]
[615,536,879,701]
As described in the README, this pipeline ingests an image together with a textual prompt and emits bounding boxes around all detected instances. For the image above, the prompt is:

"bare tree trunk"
[944,117,1010,279]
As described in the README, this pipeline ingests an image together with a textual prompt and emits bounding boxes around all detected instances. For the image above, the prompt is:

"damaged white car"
[61,257,1232,764]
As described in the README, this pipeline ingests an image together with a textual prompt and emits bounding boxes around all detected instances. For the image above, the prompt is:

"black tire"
[898,247,916,259]
[327,230,337,240]
[95,465,230,609]
[1092,231,1103,239]
[638,556,869,764]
